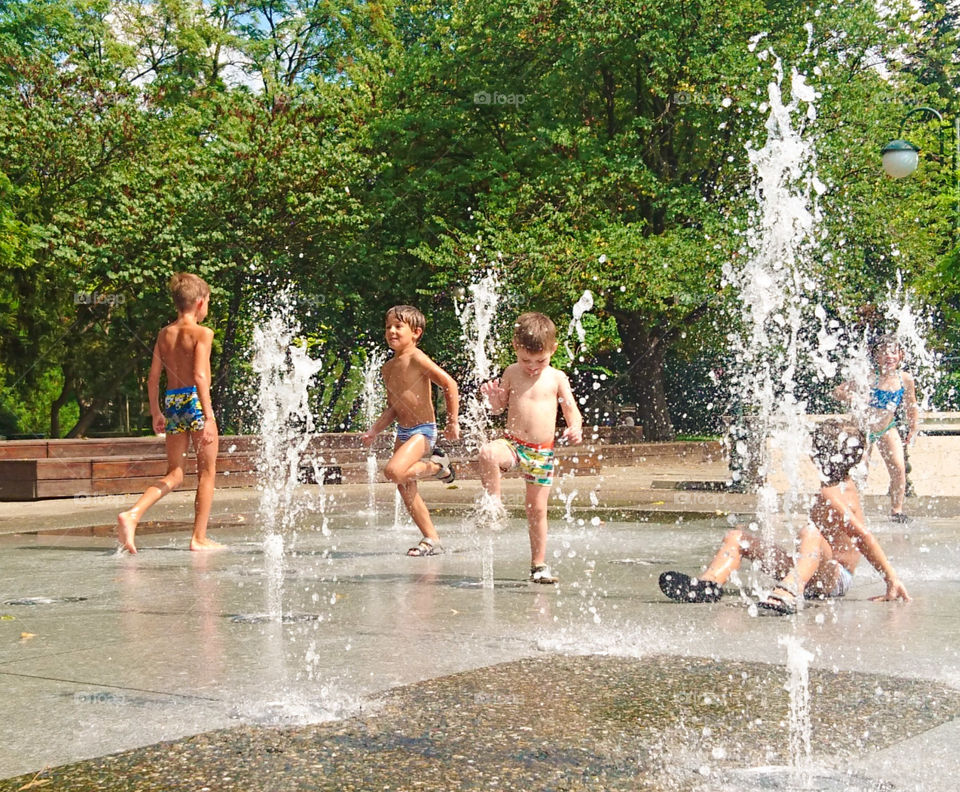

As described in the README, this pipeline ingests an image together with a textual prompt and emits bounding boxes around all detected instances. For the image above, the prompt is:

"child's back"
[117,273,219,554]
[156,319,212,388]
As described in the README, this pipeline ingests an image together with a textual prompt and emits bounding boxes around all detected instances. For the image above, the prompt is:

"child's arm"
[148,339,165,435]
[426,361,460,441]
[832,497,911,602]
[832,380,856,404]
[361,406,397,447]
[556,371,583,444]
[902,372,920,445]
[194,326,217,445]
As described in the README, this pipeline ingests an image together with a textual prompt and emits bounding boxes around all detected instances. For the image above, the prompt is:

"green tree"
[0,0,384,435]
[374,0,930,438]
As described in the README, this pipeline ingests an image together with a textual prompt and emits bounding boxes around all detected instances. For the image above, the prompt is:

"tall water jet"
[565,289,594,363]
[359,347,387,520]
[456,269,503,588]
[723,51,836,548]
[556,289,596,519]
[882,277,941,411]
[780,634,814,785]
[251,295,323,620]
[455,269,502,453]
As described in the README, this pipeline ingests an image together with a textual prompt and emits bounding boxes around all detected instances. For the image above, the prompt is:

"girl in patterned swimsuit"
[835,335,918,522]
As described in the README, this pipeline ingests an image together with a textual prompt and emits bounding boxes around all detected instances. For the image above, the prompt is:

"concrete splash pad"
[4,654,959,791]
[1,485,959,790]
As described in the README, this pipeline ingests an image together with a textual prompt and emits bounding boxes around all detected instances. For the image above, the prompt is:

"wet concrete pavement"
[1,438,959,791]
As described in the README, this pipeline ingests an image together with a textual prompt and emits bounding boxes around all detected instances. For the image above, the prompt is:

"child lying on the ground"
[659,419,911,614]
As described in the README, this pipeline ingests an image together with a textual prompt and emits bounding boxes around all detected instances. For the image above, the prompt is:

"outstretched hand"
[870,577,911,602]
[444,420,461,442]
[480,378,507,411]
[562,425,583,445]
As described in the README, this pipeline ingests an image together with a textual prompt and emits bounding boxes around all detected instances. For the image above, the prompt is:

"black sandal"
[431,447,456,484]
[757,588,798,615]
[407,539,443,557]
[658,571,723,603]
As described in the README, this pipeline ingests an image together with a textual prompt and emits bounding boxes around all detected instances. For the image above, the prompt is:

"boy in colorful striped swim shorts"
[478,312,583,583]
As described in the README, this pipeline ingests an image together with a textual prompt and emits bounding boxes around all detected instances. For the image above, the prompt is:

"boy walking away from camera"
[118,273,221,554]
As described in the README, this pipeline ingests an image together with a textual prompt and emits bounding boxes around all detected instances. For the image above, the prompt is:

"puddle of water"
[718,766,895,791]
[4,596,89,606]
[227,612,326,624]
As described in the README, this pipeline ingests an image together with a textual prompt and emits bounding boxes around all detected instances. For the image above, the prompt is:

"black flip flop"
[659,571,723,603]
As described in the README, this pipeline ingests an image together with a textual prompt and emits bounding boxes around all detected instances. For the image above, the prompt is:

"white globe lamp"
[881,139,920,178]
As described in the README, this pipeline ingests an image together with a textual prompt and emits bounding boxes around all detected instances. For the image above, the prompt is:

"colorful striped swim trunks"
[494,434,556,487]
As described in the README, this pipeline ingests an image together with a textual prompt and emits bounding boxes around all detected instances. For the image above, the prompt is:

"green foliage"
[0,0,956,439]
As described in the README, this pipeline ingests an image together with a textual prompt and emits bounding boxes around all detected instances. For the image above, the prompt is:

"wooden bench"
[593,441,723,465]
[0,432,622,501]
[0,439,261,499]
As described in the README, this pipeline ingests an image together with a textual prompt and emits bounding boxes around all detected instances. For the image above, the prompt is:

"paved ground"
[0,436,958,791]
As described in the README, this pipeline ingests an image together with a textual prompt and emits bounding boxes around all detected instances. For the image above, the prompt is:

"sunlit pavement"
[0,441,958,790]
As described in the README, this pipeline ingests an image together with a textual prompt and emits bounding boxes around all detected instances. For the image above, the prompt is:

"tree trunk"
[49,370,73,439]
[629,345,675,441]
[322,355,353,431]
[613,312,676,441]
[66,401,103,438]
[65,369,129,438]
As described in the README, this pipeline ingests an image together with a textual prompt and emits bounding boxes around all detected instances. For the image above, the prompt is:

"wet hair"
[385,305,426,336]
[871,333,903,361]
[513,312,557,353]
[168,273,210,312]
[810,419,865,486]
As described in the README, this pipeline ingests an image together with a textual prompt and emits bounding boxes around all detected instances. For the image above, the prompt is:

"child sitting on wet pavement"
[659,419,911,614]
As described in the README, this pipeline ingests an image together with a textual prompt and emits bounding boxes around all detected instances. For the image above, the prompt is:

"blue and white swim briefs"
[396,422,438,451]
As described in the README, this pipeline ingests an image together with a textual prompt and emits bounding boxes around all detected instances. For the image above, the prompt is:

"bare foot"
[117,511,138,554]
[190,537,226,551]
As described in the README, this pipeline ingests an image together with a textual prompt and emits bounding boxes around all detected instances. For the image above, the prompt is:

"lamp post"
[881,105,960,227]
[880,106,960,498]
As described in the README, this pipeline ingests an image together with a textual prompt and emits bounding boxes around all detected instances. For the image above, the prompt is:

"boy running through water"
[361,305,460,556]
[117,273,221,553]
[478,312,583,583]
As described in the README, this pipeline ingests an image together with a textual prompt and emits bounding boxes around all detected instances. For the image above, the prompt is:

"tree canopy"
[1,0,956,439]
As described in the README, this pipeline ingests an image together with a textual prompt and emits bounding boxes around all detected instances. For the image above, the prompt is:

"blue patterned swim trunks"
[164,386,205,434]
